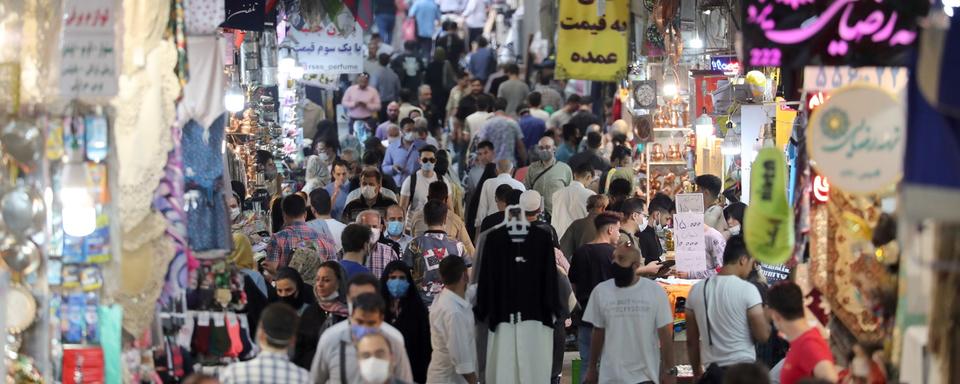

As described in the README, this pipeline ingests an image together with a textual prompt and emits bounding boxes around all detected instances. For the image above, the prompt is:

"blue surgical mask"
[350,324,379,341]
[386,220,404,236]
[421,162,435,172]
[387,279,410,298]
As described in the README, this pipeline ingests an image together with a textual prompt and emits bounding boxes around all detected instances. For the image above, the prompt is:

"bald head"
[538,136,556,149]
[357,210,383,230]
[496,159,514,174]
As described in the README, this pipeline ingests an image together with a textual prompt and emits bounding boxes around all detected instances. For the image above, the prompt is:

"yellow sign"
[555,0,628,82]
[775,100,797,150]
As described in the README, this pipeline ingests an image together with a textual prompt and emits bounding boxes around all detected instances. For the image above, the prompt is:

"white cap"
[519,190,542,212]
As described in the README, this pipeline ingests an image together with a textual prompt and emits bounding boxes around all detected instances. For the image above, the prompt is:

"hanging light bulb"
[721,128,741,155]
[224,81,245,112]
[695,112,714,137]
[663,82,678,98]
[60,149,96,237]
[689,36,704,49]
[278,46,297,73]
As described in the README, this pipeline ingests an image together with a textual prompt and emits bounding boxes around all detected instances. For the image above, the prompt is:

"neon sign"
[742,0,924,68]
[709,55,741,74]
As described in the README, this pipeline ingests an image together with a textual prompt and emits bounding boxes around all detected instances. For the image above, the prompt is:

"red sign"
[813,175,830,203]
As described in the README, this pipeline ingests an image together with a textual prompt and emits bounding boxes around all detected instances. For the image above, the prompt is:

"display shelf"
[652,127,693,132]
[650,160,688,166]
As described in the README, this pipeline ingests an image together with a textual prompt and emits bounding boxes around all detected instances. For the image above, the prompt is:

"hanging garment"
[485,319,554,384]
[175,35,226,129]
[183,115,231,252]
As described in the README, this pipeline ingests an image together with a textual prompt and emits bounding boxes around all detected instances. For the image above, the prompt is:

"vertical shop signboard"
[555,0,629,81]
[287,23,364,76]
[742,0,924,69]
[674,194,706,273]
[60,0,119,98]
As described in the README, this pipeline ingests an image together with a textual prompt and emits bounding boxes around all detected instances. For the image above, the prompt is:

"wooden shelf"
[649,161,688,166]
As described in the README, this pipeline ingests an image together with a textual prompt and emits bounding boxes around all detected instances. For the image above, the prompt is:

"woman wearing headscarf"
[293,261,349,369]
[380,260,432,383]
[269,267,316,315]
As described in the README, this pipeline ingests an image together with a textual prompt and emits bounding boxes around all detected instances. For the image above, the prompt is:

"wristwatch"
[667,367,679,376]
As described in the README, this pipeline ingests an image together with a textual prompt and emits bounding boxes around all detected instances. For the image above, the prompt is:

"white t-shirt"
[582,278,672,383]
[401,170,441,214]
[685,275,763,367]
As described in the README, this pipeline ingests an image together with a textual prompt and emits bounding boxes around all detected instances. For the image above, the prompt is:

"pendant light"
[60,145,96,237]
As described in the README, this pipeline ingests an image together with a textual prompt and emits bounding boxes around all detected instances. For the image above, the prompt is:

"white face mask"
[403,132,415,142]
[358,357,391,383]
[637,215,648,232]
[370,228,381,243]
[230,208,242,221]
[729,224,741,236]
[361,186,378,200]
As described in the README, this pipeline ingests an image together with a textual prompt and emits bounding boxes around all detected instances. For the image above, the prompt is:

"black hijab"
[466,162,498,238]
[378,260,432,383]
[271,267,316,312]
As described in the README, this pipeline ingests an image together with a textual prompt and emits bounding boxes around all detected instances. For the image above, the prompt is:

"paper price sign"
[673,212,707,273]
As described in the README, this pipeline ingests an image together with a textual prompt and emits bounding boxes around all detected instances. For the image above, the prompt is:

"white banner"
[803,66,908,92]
[673,212,707,273]
[60,0,119,98]
[675,193,705,214]
[287,23,364,75]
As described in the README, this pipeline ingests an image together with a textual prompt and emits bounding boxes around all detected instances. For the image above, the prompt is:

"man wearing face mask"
[568,212,623,367]
[356,333,412,384]
[400,145,452,217]
[427,256,477,383]
[357,210,402,277]
[524,136,572,216]
[385,205,413,252]
[382,118,425,187]
[582,246,676,384]
[618,198,668,276]
[685,236,771,383]
[343,169,398,223]
[220,303,311,384]
[311,283,414,384]
[766,281,837,384]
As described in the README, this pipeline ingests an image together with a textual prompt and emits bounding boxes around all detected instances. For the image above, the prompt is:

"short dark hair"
[348,273,381,293]
[566,94,582,104]
[404,40,418,51]
[342,224,373,253]
[608,178,632,197]
[573,162,594,178]
[767,281,804,320]
[352,291,386,315]
[586,131,602,149]
[611,145,632,163]
[504,63,519,75]
[378,53,391,66]
[722,362,771,384]
[619,198,646,218]
[722,235,751,265]
[695,174,723,198]
[282,194,308,217]
[494,184,515,203]
[648,193,675,214]
[494,97,508,112]
[724,202,747,224]
[419,144,438,155]
[593,212,623,231]
[527,92,542,107]
[506,189,523,205]
[423,200,449,226]
[477,140,494,151]
[400,117,415,128]
[427,181,449,201]
[476,94,493,111]
[562,123,579,140]
[309,188,332,215]
[438,255,467,285]
[477,37,489,47]
[538,74,552,85]
[361,168,382,185]
[260,303,300,348]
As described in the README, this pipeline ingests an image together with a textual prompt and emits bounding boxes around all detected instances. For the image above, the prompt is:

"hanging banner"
[742,0,925,69]
[807,85,904,195]
[220,0,266,32]
[555,0,628,82]
[60,0,119,98]
[287,23,364,75]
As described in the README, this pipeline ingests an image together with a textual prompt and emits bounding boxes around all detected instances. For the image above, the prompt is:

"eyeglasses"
[421,158,436,163]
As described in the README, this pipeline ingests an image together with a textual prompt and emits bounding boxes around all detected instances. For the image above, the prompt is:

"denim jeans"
[375,13,396,45]
[578,325,592,370]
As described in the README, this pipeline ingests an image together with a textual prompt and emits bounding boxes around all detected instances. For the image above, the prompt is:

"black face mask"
[279,294,300,308]
[611,263,636,287]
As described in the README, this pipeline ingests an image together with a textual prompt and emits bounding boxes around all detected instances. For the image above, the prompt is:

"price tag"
[213,312,225,327]
[197,311,211,327]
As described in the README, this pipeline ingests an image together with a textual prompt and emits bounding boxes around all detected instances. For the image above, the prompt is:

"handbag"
[402,17,417,41]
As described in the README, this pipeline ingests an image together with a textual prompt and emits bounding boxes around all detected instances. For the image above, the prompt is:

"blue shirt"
[324,181,351,220]
[556,142,576,163]
[409,0,441,38]
[519,115,546,150]
[381,139,424,186]
[340,259,371,280]
[468,47,495,83]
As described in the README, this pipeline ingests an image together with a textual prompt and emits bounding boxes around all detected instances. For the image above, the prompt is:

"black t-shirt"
[568,243,615,313]
[480,211,505,234]
[636,226,663,265]
[342,194,398,222]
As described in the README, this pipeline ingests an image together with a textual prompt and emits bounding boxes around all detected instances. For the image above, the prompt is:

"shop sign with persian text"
[555,0,629,82]
[807,85,904,195]
[60,0,119,98]
[286,23,364,75]
[742,0,925,69]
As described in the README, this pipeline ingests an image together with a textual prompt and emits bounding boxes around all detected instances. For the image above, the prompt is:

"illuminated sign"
[807,92,829,111]
[741,0,925,69]
[813,175,830,202]
[709,55,741,74]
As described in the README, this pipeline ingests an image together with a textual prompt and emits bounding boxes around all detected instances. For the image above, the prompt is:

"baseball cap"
[519,190,542,212]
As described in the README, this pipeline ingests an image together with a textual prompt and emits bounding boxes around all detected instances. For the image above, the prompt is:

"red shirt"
[780,328,834,384]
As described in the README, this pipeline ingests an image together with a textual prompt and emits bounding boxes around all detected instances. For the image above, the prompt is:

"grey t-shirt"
[497,79,530,116]
[686,275,763,367]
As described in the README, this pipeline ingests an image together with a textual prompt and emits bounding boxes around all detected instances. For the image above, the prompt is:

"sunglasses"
[421,158,436,163]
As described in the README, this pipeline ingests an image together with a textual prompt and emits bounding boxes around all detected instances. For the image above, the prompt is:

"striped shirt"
[219,351,310,384]
[266,222,336,268]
